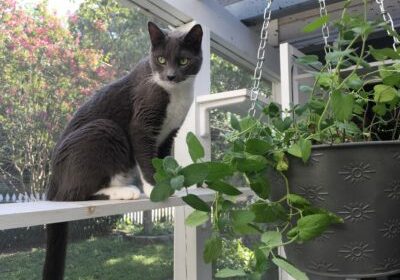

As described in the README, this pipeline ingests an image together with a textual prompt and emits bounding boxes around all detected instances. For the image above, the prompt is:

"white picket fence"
[0,192,174,224]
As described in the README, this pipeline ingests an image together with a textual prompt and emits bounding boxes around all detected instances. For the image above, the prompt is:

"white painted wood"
[0,188,234,231]
[196,89,269,137]
[173,22,212,280]
[0,188,253,231]
[125,0,280,83]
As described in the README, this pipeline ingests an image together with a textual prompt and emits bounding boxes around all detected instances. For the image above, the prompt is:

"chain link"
[318,0,332,71]
[375,0,400,51]
[248,0,273,117]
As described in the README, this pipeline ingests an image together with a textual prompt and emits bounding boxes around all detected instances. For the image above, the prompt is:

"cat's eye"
[157,56,166,65]
[179,57,189,66]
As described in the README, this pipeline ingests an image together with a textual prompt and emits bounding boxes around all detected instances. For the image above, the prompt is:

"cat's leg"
[49,119,137,201]
[130,126,159,198]
[157,129,178,159]
[135,129,179,197]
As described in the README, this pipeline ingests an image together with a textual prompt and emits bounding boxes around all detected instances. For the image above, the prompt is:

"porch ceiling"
[215,0,400,53]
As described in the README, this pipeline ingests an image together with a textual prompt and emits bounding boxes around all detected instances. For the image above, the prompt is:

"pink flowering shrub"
[0,0,115,193]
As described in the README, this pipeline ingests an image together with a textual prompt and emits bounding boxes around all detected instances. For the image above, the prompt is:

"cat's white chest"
[155,77,194,146]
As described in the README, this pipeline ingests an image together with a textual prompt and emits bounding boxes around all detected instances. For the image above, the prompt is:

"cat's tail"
[43,222,68,280]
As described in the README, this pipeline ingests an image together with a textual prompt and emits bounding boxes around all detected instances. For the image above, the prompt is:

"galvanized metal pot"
[277,141,400,278]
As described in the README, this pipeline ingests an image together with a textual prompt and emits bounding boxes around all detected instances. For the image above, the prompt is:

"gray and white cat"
[43,22,203,280]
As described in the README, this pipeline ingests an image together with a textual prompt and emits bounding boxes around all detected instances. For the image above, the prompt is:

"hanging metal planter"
[281,141,400,278]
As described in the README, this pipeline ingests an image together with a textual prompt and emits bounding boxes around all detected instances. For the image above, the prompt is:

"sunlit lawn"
[0,236,173,280]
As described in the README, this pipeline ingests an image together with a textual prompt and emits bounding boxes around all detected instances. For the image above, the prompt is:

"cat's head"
[148,22,203,86]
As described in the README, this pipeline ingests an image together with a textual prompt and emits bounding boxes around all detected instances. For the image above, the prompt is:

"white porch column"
[173,22,212,280]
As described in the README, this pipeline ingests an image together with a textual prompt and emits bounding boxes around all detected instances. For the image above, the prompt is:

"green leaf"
[230,114,241,131]
[150,182,173,202]
[152,158,164,172]
[234,154,268,172]
[345,73,363,90]
[299,85,313,94]
[186,132,205,162]
[287,138,312,163]
[272,258,309,280]
[296,55,321,67]
[331,91,354,121]
[245,139,272,155]
[206,162,234,181]
[369,46,400,60]
[372,103,387,116]
[261,231,282,248]
[239,116,257,131]
[163,156,179,174]
[303,15,329,33]
[297,214,332,241]
[170,175,185,190]
[251,201,288,223]
[325,49,353,64]
[287,194,311,208]
[180,163,209,186]
[315,72,333,88]
[232,210,255,224]
[254,247,270,273]
[215,268,246,278]
[374,85,397,103]
[207,181,242,196]
[263,102,281,118]
[185,210,209,227]
[232,210,258,234]
[272,117,292,132]
[182,194,210,212]
[204,236,222,263]
[247,172,270,199]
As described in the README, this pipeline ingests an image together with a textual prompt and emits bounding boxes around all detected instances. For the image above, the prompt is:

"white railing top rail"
[0,187,253,231]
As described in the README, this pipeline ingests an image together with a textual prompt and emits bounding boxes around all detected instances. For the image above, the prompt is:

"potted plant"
[150,2,400,279]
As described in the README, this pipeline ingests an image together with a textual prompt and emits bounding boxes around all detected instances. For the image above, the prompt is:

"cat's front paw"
[142,182,154,198]
[96,186,141,200]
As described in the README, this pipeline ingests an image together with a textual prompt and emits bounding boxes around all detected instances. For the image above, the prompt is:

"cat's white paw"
[143,182,154,198]
[95,186,141,200]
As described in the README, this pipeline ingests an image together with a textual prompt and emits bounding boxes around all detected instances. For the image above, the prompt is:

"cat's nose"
[167,75,176,81]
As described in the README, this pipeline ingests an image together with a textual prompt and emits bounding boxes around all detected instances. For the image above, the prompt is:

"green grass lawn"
[0,236,173,280]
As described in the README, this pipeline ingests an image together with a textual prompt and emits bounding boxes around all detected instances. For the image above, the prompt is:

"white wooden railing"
[0,191,174,224]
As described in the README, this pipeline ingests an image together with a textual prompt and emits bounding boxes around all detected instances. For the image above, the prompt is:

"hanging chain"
[248,0,273,117]
[318,0,332,71]
[375,0,400,51]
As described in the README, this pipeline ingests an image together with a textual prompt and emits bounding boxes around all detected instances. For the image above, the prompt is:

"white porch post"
[173,22,212,280]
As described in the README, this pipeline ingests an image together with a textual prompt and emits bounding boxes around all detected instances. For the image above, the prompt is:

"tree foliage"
[0,0,113,193]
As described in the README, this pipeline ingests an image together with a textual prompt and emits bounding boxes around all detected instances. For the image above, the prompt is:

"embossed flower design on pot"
[338,242,374,262]
[380,218,400,239]
[308,261,339,272]
[385,180,400,200]
[393,152,400,161]
[374,257,400,271]
[338,202,375,223]
[297,185,328,203]
[338,162,376,184]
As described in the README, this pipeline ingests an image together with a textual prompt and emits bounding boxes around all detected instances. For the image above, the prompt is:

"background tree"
[68,0,158,77]
[0,0,113,193]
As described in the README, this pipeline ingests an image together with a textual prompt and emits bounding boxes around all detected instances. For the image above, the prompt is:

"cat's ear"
[148,21,165,47]
[183,24,203,52]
